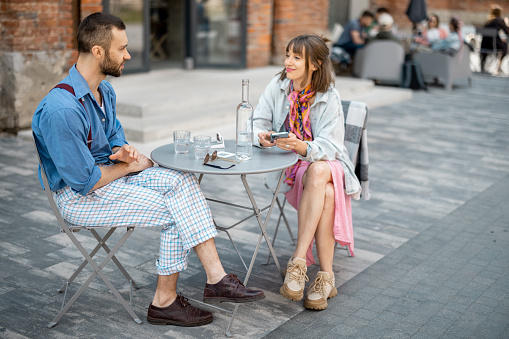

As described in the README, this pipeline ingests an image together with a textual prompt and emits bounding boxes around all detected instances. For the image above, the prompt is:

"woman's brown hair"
[278,35,335,93]
[489,4,503,19]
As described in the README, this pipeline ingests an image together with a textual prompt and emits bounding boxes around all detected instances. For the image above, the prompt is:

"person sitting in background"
[366,13,401,44]
[430,16,463,55]
[414,14,448,46]
[367,7,390,37]
[480,4,509,74]
[334,10,374,59]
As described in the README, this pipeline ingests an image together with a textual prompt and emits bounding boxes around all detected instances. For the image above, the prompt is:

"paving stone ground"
[0,73,508,338]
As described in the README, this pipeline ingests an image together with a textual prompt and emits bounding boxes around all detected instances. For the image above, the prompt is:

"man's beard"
[100,51,123,77]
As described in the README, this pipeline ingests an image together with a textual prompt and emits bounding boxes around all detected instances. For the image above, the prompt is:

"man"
[366,13,401,44]
[334,10,374,58]
[366,7,390,36]
[32,12,264,327]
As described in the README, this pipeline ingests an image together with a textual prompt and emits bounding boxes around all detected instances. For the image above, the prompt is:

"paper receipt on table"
[216,151,236,158]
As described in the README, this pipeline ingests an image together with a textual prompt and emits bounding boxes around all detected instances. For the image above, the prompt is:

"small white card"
[216,151,235,158]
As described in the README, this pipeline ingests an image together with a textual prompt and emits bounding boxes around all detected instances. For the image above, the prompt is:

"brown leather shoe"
[203,273,265,303]
[147,294,213,326]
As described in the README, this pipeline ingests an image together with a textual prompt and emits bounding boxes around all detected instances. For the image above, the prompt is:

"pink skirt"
[284,160,353,266]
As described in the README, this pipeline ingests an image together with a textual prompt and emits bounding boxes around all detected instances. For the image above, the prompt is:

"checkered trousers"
[54,167,218,275]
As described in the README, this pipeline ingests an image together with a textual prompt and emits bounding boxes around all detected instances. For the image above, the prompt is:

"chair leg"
[278,197,296,245]
[58,228,117,293]
[264,197,295,265]
[89,228,140,290]
[49,227,142,328]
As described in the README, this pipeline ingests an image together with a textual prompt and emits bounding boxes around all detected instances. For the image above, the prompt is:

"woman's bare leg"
[292,161,333,260]
[314,182,336,277]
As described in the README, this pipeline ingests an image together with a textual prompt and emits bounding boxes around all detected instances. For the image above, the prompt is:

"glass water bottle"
[236,79,253,161]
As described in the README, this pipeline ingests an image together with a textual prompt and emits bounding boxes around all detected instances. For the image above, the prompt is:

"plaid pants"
[54,167,218,275]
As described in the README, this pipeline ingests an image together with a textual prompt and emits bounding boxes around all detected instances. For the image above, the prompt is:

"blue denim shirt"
[32,65,127,195]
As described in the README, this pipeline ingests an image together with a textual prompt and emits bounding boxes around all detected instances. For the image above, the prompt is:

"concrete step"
[123,84,413,157]
[115,77,411,144]
[110,66,404,143]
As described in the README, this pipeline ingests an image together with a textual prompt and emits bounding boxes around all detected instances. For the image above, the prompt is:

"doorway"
[105,0,246,71]
[190,0,246,68]
[149,0,185,69]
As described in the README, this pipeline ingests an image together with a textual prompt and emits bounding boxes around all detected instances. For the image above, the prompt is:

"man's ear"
[91,45,105,60]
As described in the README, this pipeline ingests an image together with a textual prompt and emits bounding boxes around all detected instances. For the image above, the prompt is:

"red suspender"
[52,83,93,151]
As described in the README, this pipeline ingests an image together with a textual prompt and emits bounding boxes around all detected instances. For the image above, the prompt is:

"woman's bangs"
[287,38,305,56]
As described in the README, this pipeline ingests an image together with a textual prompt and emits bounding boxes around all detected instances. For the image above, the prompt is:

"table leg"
[240,173,284,280]
[225,172,286,336]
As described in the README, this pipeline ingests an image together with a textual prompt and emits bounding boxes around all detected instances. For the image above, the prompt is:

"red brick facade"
[0,0,102,67]
[246,0,330,67]
[0,0,102,131]
[246,0,273,68]
[271,0,330,65]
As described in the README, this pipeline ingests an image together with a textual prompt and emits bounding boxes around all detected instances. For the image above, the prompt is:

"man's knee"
[157,167,197,185]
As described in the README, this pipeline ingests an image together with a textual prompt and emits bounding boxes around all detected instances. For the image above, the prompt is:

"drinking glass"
[173,130,191,154]
[193,135,211,160]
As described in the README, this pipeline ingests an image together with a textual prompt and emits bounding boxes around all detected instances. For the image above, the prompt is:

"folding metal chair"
[266,100,370,262]
[32,134,143,328]
[477,27,499,72]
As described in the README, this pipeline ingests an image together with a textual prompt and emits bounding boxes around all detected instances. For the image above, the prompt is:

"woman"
[480,4,509,74]
[414,14,448,46]
[431,16,463,54]
[253,35,361,311]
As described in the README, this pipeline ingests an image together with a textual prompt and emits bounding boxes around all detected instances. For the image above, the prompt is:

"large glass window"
[106,0,149,73]
[193,0,246,68]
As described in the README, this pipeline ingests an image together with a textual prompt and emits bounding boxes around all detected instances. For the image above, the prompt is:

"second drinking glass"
[194,135,211,160]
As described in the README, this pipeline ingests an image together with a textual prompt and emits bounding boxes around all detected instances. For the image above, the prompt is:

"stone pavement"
[1,73,509,338]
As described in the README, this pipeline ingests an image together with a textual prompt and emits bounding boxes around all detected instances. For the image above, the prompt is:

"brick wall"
[370,0,509,31]
[246,0,273,68]
[0,0,102,131]
[271,0,330,65]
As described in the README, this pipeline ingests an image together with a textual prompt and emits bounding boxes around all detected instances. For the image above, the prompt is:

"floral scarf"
[284,81,315,186]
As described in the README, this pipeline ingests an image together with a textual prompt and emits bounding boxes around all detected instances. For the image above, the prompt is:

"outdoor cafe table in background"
[150,140,298,336]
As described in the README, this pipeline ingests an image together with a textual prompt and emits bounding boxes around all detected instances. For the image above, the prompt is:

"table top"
[151,140,298,175]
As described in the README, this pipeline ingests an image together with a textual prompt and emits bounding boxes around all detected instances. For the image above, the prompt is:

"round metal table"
[151,140,297,175]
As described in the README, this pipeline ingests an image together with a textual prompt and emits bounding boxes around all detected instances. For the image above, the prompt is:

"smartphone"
[270,131,289,142]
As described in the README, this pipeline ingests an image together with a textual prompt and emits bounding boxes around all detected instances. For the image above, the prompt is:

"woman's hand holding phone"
[258,131,276,147]
[274,132,297,151]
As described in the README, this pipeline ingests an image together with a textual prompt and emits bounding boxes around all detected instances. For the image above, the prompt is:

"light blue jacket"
[253,76,362,199]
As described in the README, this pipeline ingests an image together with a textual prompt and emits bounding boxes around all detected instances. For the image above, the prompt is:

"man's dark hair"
[361,10,374,18]
[77,12,126,53]
[376,7,389,14]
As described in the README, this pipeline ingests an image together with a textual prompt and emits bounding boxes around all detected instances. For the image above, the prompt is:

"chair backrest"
[476,27,498,53]
[452,46,472,78]
[32,133,72,230]
[341,100,367,166]
[353,40,405,83]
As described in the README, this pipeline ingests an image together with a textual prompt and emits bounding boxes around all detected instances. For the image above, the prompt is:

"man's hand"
[110,144,139,163]
[258,131,276,147]
[127,154,154,173]
[91,154,153,192]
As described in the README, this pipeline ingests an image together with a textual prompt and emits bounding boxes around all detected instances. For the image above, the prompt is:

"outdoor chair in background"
[414,46,472,90]
[353,40,405,85]
[476,27,499,71]
[266,100,369,263]
[32,134,143,328]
